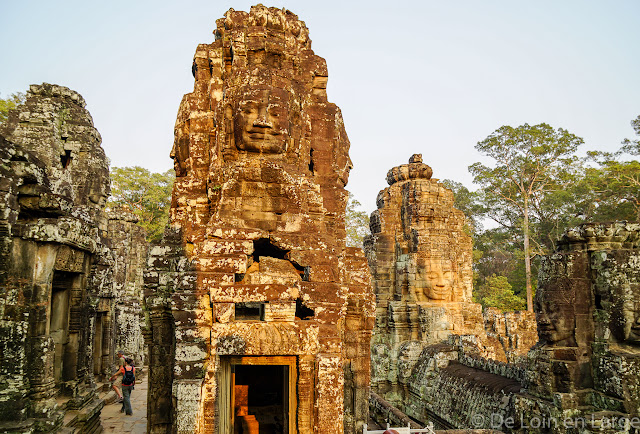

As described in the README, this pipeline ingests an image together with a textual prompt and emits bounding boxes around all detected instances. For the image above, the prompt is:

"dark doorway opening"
[93,312,106,378]
[234,365,288,433]
[221,356,296,434]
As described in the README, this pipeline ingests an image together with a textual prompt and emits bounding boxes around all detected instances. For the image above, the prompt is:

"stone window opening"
[219,356,297,434]
[60,149,72,169]
[595,292,603,310]
[252,238,287,263]
[235,238,309,282]
[308,148,314,174]
[235,302,265,321]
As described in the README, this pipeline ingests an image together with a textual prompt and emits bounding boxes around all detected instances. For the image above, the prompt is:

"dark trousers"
[121,385,133,415]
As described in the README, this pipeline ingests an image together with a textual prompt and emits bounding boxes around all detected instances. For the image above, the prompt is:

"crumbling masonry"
[369,211,640,431]
[145,5,374,434]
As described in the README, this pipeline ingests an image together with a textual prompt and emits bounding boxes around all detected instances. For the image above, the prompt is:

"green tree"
[470,123,583,311]
[345,192,370,248]
[621,115,640,155]
[109,166,174,243]
[0,92,26,124]
[577,117,640,222]
[442,179,484,234]
[583,156,640,221]
[475,274,526,312]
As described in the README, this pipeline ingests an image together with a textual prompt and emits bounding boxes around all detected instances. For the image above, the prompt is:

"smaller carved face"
[417,259,456,301]
[234,87,290,154]
[397,341,422,379]
[628,312,640,343]
[87,173,109,206]
[615,297,640,344]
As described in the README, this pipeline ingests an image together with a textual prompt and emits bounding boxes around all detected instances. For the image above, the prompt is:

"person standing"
[118,357,136,415]
[109,350,125,402]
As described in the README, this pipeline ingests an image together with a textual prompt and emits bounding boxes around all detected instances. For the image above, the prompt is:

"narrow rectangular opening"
[235,302,265,321]
[50,271,72,384]
[93,312,105,377]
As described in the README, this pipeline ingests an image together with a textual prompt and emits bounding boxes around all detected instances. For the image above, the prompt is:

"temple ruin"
[0,84,148,432]
[365,155,535,406]
[368,205,640,431]
[2,6,639,434]
[144,5,374,434]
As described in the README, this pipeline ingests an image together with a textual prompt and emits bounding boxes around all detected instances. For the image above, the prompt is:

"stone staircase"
[57,392,104,434]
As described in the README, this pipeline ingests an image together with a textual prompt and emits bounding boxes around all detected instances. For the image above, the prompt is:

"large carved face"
[416,259,456,302]
[233,87,290,154]
[536,293,575,346]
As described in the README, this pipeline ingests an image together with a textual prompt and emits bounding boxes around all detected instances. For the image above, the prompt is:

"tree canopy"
[469,123,583,311]
[108,166,174,243]
[0,92,26,124]
[345,192,370,248]
[453,116,640,313]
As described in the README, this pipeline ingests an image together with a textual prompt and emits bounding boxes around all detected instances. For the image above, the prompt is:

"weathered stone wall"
[0,83,150,433]
[145,6,374,434]
[483,308,537,363]
[0,84,109,433]
[107,209,148,367]
[515,222,640,432]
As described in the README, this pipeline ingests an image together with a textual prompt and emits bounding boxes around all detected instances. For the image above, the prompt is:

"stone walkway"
[100,370,147,433]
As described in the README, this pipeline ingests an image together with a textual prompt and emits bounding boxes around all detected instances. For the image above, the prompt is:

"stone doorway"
[93,312,107,378]
[222,356,296,434]
[50,271,73,384]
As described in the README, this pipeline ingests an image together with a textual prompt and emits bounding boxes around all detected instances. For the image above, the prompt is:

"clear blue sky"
[2,1,639,214]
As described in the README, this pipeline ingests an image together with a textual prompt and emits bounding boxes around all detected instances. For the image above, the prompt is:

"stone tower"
[0,84,110,432]
[365,155,487,405]
[145,6,374,433]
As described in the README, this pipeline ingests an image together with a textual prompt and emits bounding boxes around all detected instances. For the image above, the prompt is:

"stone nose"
[253,116,273,128]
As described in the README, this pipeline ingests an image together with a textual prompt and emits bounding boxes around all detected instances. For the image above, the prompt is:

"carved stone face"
[416,259,456,302]
[233,87,290,154]
[623,299,640,343]
[536,297,575,346]
[397,341,422,379]
[170,123,189,177]
[595,251,640,345]
[612,290,640,344]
